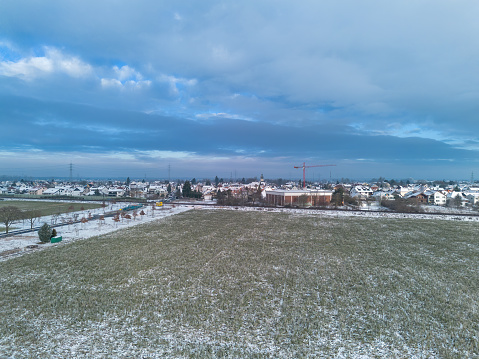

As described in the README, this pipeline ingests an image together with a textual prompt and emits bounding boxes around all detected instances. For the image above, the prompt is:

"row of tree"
[0,206,43,234]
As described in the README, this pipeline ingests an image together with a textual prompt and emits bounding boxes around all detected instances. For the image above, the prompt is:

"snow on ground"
[205,204,479,222]
[2,199,478,261]
[0,200,193,260]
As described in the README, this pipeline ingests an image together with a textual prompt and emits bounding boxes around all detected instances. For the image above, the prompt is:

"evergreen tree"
[167,183,172,194]
[453,195,463,208]
[215,176,219,186]
[126,177,131,186]
[182,180,192,197]
[38,223,52,243]
[331,187,344,206]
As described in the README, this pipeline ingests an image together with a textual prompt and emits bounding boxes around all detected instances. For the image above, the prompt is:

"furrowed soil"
[0,209,478,358]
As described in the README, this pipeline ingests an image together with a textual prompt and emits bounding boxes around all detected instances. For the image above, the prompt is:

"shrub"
[51,228,57,238]
[381,198,421,213]
[38,223,52,243]
[343,195,358,206]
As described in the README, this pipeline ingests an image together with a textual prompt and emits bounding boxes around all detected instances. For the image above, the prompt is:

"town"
[1,175,478,211]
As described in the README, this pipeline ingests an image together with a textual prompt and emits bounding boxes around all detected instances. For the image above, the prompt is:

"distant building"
[350,186,373,199]
[372,190,396,201]
[28,187,45,196]
[425,190,447,206]
[107,188,125,197]
[265,189,333,206]
[43,188,61,196]
[466,192,479,205]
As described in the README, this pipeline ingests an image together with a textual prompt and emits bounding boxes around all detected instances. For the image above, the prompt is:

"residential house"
[404,190,428,204]
[466,192,479,205]
[350,186,373,199]
[396,186,411,198]
[372,190,396,201]
[425,190,447,206]
[43,188,61,196]
[107,188,125,197]
[447,191,466,206]
[28,187,45,195]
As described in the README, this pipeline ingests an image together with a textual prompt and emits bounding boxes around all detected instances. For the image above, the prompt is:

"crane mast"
[294,162,336,189]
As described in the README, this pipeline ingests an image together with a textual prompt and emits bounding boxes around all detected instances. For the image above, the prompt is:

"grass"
[0,209,478,358]
[0,200,102,217]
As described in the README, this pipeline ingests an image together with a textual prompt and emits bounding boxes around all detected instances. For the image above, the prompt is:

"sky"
[1,0,479,181]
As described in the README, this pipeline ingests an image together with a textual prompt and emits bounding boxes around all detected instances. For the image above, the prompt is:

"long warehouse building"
[265,189,333,206]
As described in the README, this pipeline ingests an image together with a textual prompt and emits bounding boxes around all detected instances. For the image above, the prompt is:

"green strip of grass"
[0,200,102,217]
[0,210,478,357]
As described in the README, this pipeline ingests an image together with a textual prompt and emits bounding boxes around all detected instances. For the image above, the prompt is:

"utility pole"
[69,163,73,182]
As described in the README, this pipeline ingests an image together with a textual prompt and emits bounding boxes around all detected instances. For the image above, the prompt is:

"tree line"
[0,206,43,234]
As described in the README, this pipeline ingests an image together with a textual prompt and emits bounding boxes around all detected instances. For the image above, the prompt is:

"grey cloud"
[1,1,479,178]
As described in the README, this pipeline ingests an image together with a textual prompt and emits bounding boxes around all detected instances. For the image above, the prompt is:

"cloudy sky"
[1,1,478,181]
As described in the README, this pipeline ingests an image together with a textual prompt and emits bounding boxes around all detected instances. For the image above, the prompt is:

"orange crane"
[294,162,336,189]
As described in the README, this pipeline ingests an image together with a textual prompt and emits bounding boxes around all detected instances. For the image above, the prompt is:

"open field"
[0,209,478,358]
[0,200,102,218]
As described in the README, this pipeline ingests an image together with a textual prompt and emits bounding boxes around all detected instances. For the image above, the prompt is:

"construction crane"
[294,162,336,189]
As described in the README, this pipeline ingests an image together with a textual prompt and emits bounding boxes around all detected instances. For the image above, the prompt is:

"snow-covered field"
[211,204,479,221]
[1,207,478,357]
[0,200,192,260]
[2,200,479,261]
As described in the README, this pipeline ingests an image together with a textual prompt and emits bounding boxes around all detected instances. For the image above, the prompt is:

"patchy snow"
[0,200,192,260]
[204,204,479,222]
[2,200,478,261]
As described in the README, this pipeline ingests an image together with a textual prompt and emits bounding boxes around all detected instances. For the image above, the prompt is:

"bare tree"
[24,210,42,229]
[113,214,120,227]
[51,213,60,225]
[297,194,309,207]
[0,206,23,234]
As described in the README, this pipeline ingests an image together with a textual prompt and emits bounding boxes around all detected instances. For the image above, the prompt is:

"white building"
[350,186,373,199]
[107,188,125,197]
[372,190,396,201]
[43,188,61,196]
[465,191,479,205]
[425,190,447,206]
